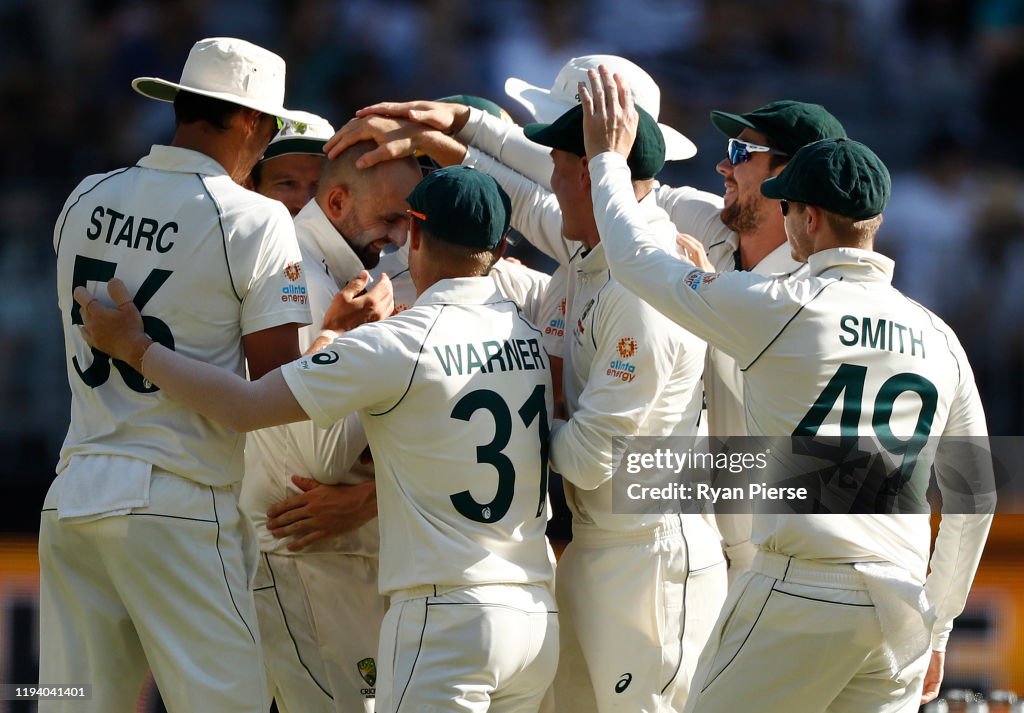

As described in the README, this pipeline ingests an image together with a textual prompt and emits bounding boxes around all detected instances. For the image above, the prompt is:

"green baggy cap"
[760,138,891,219]
[406,166,511,250]
[711,100,846,157]
[523,103,666,180]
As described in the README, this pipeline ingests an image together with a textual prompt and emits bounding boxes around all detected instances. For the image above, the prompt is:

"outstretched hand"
[579,65,639,163]
[72,278,152,371]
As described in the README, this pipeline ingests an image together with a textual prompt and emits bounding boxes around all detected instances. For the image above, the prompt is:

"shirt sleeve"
[462,147,575,265]
[232,200,313,335]
[589,152,814,366]
[926,339,994,651]
[458,108,554,191]
[280,321,411,428]
[550,286,694,490]
[539,266,568,359]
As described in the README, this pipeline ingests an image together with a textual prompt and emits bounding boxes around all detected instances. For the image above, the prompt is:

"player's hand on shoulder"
[676,233,714,272]
[73,278,152,370]
[322,271,394,333]
[267,475,378,551]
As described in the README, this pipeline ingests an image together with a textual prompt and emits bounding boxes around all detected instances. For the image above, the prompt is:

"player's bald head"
[318,141,419,199]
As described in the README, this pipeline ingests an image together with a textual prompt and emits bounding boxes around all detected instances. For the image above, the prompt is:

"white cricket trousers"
[683,550,930,713]
[552,517,727,713]
[38,469,268,713]
[254,551,388,713]
[375,582,559,713]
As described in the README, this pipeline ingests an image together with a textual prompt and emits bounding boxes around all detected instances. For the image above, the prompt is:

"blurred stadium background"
[1,0,1021,709]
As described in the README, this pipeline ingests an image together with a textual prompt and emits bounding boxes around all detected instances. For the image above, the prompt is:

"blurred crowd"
[1,0,1022,514]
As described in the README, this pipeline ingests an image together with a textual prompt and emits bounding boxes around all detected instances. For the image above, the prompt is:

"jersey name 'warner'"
[433,337,546,376]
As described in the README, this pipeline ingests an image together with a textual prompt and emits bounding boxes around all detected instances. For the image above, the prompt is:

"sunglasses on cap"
[727,138,788,165]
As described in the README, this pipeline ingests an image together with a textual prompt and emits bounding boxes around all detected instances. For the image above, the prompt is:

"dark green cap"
[760,138,891,219]
[711,100,846,157]
[523,104,666,180]
[406,166,511,249]
[435,94,509,121]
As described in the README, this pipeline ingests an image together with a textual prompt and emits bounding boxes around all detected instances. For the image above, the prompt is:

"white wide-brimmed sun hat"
[505,54,697,161]
[132,37,306,123]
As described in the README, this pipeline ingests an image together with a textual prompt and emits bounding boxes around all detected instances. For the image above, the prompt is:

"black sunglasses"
[780,199,790,217]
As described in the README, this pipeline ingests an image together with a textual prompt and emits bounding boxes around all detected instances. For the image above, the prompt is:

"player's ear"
[408,218,422,252]
[324,184,351,223]
[805,204,823,234]
[580,156,592,190]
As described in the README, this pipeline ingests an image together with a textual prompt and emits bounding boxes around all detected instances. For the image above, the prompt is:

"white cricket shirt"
[592,152,993,649]
[281,277,555,595]
[54,145,310,487]
[550,193,708,533]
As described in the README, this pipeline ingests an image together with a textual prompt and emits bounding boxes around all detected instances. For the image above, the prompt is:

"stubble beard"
[720,194,762,235]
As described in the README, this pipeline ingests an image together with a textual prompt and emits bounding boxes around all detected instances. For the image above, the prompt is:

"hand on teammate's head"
[579,65,639,164]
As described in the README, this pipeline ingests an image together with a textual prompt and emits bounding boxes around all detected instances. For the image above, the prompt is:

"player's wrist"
[131,334,155,374]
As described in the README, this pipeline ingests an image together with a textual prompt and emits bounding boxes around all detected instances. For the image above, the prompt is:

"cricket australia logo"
[358,657,376,698]
[284,262,303,281]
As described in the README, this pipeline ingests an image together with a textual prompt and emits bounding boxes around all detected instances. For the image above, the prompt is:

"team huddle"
[43,37,993,713]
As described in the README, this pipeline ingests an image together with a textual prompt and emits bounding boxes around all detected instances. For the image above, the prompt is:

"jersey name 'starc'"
[87,205,177,253]
[433,338,546,376]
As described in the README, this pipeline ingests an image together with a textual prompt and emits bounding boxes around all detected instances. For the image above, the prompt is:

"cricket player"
[581,66,993,711]
[248,111,336,217]
[43,37,311,712]
[524,103,726,713]
[74,166,559,713]
[242,137,417,712]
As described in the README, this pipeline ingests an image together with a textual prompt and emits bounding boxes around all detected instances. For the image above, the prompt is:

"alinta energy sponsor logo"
[281,283,308,305]
[546,297,567,337]
[357,657,376,698]
[684,270,719,291]
[608,337,638,381]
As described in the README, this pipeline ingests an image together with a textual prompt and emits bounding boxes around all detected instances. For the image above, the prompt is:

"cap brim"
[262,138,328,161]
[131,77,309,123]
[504,77,574,123]
[660,123,697,161]
[522,121,557,148]
[710,110,757,139]
[759,175,786,200]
